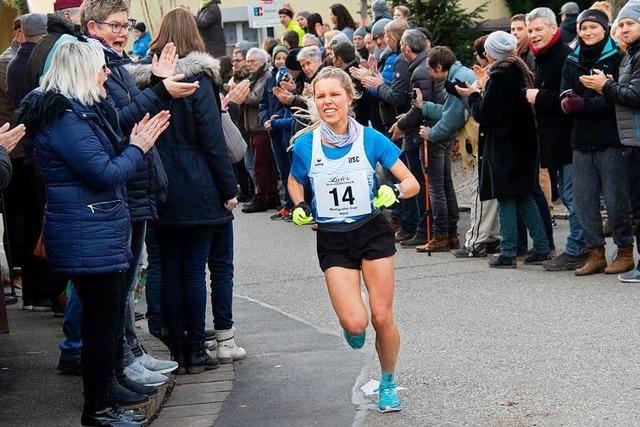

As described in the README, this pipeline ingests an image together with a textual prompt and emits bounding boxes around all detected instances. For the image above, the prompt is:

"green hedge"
[2,0,29,14]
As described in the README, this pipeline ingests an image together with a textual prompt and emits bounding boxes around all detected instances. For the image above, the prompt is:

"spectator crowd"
[2,0,640,425]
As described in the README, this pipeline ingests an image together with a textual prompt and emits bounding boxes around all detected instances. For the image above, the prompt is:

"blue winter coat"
[101,43,170,223]
[422,61,476,143]
[127,51,237,226]
[259,70,282,126]
[17,92,144,274]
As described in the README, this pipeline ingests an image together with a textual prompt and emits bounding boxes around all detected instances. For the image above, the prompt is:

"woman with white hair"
[17,40,169,426]
[456,31,550,269]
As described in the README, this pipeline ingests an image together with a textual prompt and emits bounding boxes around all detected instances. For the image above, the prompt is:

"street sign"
[247,0,285,29]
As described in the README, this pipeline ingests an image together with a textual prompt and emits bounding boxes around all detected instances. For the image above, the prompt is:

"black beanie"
[135,22,146,33]
[577,9,609,32]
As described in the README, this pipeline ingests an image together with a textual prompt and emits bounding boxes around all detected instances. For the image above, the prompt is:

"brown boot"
[575,247,607,276]
[416,235,450,253]
[449,235,460,250]
[604,246,635,274]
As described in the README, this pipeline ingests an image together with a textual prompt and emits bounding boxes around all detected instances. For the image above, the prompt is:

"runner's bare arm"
[288,175,305,206]
[388,160,419,199]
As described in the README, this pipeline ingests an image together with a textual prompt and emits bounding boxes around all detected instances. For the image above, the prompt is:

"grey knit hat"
[618,0,640,24]
[21,13,47,37]
[484,30,517,61]
[354,26,368,38]
[371,18,391,37]
[330,32,352,47]
[371,0,389,17]
[560,2,580,16]
[272,44,289,59]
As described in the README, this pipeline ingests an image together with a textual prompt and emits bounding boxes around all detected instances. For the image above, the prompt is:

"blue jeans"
[244,142,256,186]
[270,131,292,209]
[424,139,459,236]
[144,226,162,338]
[499,196,549,258]
[59,282,82,361]
[399,147,427,238]
[119,222,146,369]
[517,183,555,255]
[559,164,586,256]
[208,222,235,330]
[158,226,213,346]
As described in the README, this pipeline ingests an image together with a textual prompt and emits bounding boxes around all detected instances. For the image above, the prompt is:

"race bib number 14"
[314,171,372,219]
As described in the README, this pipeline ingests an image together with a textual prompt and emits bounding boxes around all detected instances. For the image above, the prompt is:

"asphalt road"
[228,208,640,427]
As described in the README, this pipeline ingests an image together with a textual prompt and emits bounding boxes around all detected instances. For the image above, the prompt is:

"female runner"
[287,67,419,412]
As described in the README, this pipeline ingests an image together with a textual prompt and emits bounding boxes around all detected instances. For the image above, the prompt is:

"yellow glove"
[373,184,400,209]
[292,201,314,226]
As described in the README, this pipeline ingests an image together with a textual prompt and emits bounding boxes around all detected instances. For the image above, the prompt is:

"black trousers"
[3,158,64,302]
[73,271,125,411]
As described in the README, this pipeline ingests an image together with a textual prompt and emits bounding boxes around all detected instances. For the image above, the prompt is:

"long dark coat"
[468,61,539,201]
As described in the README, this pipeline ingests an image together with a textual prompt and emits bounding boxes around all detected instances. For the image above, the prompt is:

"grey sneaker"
[618,269,640,283]
[124,361,168,387]
[543,252,587,271]
[135,353,178,374]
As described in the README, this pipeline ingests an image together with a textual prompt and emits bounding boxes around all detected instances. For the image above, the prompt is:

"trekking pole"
[423,133,432,257]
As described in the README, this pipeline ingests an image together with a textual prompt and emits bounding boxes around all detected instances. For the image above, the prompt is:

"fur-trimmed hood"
[16,91,73,135]
[125,51,221,89]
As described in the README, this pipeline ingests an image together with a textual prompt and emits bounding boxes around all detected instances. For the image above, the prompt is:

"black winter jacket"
[561,38,623,151]
[128,52,237,226]
[468,60,538,201]
[533,38,574,168]
[197,0,226,58]
[603,39,640,147]
[396,50,445,150]
[25,14,78,93]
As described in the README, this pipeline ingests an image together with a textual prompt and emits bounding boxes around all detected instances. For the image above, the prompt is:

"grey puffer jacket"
[603,39,640,147]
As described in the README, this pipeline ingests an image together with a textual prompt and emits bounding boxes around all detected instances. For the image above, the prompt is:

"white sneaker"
[215,328,247,364]
[124,361,168,387]
[135,353,178,374]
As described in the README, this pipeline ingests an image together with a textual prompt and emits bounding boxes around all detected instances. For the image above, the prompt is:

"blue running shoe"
[377,385,402,413]
[343,329,366,349]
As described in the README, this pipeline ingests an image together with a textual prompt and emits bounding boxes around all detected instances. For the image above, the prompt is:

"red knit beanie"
[54,0,84,11]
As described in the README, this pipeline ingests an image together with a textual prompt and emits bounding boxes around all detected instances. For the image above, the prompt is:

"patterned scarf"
[491,54,535,89]
[319,117,361,148]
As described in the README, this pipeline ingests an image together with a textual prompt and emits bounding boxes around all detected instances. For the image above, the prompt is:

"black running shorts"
[316,214,397,272]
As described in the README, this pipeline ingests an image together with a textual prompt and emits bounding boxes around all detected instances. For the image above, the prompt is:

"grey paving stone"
[157,402,223,419]
[175,381,233,394]
[153,415,215,427]
[176,369,234,385]
[165,390,230,407]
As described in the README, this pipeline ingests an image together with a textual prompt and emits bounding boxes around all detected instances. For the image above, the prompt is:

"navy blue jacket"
[100,42,170,223]
[17,91,144,274]
[127,52,237,226]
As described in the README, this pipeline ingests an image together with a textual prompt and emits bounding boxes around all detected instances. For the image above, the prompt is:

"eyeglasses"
[94,19,137,34]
